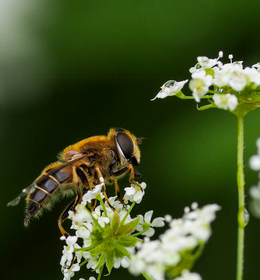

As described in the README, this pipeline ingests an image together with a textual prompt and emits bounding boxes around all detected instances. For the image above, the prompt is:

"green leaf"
[114,248,124,259]
[120,236,142,247]
[89,242,105,256]
[106,250,115,275]
[117,216,140,237]
[113,243,131,259]
[94,251,108,271]
[111,211,120,233]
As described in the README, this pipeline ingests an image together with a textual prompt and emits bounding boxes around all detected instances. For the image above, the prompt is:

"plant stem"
[119,201,136,227]
[142,271,153,280]
[236,109,245,280]
[97,264,104,280]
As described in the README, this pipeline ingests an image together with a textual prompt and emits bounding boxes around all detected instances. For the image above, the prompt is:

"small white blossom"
[249,138,260,170]
[151,80,188,101]
[92,205,110,227]
[62,262,80,280]
[68,203,92,225]
[189,70,213,102]
[229,64,247,91]
[137,210,165,237]
[124,182,146,204]
[252,62,260,72]
[76,225,91,239]
[164,214,172,223]
[213,93,238,111]
[62,268,75,280]
[175,270,202,280]
[250,155,260,170]
[82,180,105,204]
[250,183,260,200]
[249,183,260,218]
[75,243,91,263]
[114,256,131,268]
[60,236,78,267]
[197,56,220,69]
[146,263,165,280]
[191,202,198,210]
[105,196,126,215]
[189,52,223,73]
[86,256,100,273]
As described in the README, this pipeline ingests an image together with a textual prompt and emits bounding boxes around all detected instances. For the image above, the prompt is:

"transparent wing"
[7,153,88,207]
[7,184,36,206]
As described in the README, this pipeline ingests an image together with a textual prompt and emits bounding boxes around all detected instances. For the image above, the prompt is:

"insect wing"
[7,184,36,206]
[7,153,87,207]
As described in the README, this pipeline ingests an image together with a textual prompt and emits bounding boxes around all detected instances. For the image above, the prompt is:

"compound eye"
[116,132,133,160]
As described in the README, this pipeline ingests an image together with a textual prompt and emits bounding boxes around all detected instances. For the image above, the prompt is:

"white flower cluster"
[189,52,260,106]
[60,181,165,280]
[129,203,220,280]
[152,51,260,113]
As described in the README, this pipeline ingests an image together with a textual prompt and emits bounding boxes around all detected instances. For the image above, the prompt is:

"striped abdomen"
[24,166,72,225]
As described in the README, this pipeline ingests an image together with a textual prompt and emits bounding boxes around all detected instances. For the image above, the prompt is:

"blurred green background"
[1,1,260,279]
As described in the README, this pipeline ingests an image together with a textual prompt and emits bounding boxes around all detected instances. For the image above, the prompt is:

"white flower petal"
[144,210,153,223]
[151,79,188,101]
[151,217,165,227]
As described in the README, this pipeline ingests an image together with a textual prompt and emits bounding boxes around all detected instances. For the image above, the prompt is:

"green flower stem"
[97,264,104,280]
[142,271,153,280]
[178,95,213,100]
[98,195,108,217]
[75,244,98,252]
[79,258,89,267]
[119,202,136,227]
[131,229,148,237]
[207,90,222,95]
[236,108,245,280]
[85,206,103,232]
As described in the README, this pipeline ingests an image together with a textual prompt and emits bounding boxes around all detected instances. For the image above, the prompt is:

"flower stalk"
[151,52,260,280]
[236,108,245,280]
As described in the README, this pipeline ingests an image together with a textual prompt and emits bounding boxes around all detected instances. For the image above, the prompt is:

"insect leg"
[72,165,83,207]
[128,164,143,191]
[95,166,115,210]
[111,179,123,204]
[58,199,76,236]
[58,166,84,236]
[112,165,142,198]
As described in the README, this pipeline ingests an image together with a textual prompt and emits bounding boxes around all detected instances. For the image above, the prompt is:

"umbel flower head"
[59,181,166,280]
[152,51,260,116]
[128,203,220,280]
[59,179,220,280]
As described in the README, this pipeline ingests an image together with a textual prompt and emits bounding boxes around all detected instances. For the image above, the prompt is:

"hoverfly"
[8,128,142,236]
